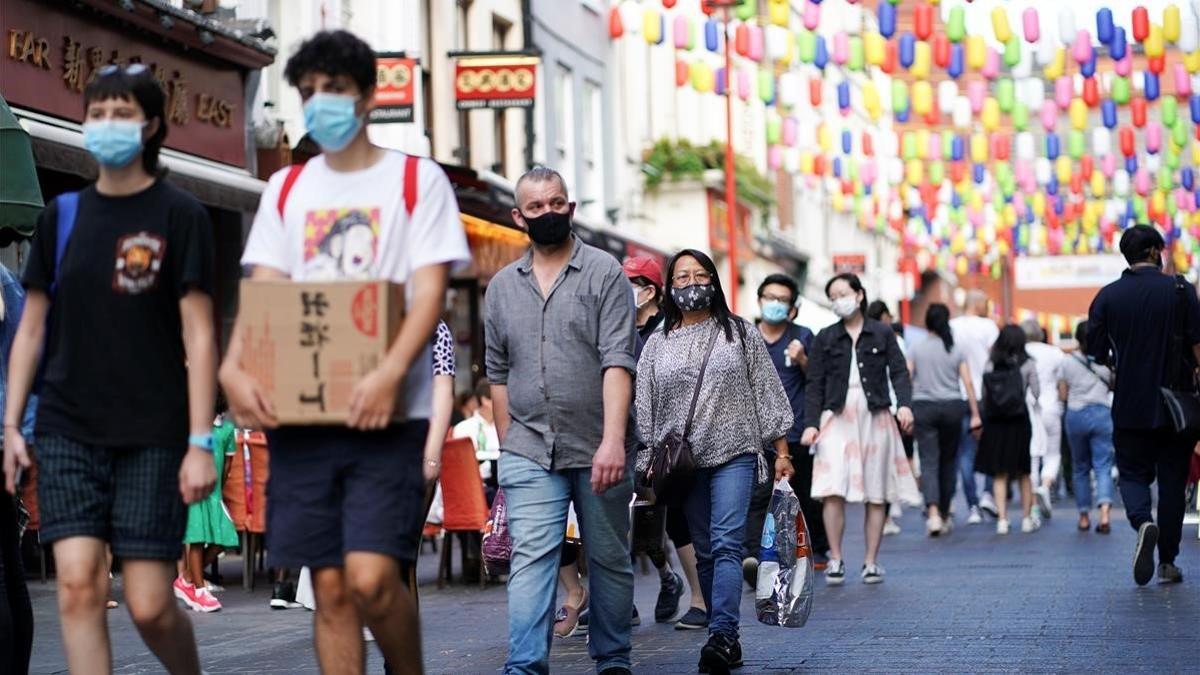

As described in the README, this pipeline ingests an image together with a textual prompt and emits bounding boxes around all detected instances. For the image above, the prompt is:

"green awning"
[0,94,44,244]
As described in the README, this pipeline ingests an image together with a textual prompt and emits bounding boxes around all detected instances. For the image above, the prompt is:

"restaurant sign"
[454,56,538,110]
[369,53,416,124]
[1,0,248,166]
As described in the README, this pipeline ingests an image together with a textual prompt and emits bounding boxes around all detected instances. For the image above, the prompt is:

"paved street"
[28,500,1199,674]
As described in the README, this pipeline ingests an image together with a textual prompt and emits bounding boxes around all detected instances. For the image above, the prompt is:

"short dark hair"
[474,379,491,401]
[284,30,376,95]
[1118,225,1165,266]
[758,273,799,306]
[83,68,167,176]
[866,300,891,321]
[515,165,569,200]
[1074,320,1089,350]
[825,273,869,315]
[630,276,663,305]
[918,270,944,297]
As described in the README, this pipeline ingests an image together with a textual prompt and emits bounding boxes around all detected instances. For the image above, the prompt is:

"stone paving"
[27,500,1199,674]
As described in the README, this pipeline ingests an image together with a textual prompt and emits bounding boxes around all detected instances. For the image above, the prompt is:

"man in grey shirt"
[485,166,638,675]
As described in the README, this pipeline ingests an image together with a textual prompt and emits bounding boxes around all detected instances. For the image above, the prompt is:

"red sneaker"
[174,576,221,612]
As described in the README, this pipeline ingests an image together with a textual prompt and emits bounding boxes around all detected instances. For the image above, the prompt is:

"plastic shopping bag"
[482,489,512,576]
[754,479,815,628]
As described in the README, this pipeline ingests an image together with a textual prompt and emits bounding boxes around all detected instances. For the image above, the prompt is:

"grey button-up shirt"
[485,236,640,470]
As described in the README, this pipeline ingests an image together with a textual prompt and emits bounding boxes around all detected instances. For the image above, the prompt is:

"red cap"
[622,255,664,290]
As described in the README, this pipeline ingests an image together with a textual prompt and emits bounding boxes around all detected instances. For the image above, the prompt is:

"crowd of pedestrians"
[0,27,1198,675]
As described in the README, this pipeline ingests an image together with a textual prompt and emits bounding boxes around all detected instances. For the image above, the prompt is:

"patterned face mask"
[671,283,716,312]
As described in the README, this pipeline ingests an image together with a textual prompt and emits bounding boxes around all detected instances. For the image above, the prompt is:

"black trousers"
[914,400,967,515]
[743,443,829,559]
[1113,426,1195,565]
[0,496,32,675]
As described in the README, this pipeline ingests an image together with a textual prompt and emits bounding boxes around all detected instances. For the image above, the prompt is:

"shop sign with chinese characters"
[454,55,538,110]
[369,53,416,124]
[2,0,247,166]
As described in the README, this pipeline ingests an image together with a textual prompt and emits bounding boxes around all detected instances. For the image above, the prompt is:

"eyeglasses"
[671,271,712,288]
[97,63,150,78]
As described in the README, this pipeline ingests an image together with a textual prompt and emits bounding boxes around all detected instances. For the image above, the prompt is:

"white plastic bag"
[754,479,815,628]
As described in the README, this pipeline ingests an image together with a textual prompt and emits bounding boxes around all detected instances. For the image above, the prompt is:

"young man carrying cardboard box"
[218,30,469,674]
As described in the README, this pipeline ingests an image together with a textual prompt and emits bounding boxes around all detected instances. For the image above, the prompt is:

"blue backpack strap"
[52,192,79,295]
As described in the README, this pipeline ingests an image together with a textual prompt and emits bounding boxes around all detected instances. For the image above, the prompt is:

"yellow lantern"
[1044,48,1066,79]
[1146,24,1165,58]
[1056,156,1072,183]
[966,36,987,71]
[818,124,832,152]
[865,32,885,66]
[1151,189,1166,214]
[1163,4,1182,42]
[981,98,1000,131]
[1186,50,1200,73]
[906,159,924,185]
[769,1,788,27]
[956,255,969,277]
[1069,98,1088,130]
[1032,192,1046,216]
[863,82,881,120]
[1091,172,1106,196]
[914,81,933,116]
[800,152,814,175]
[970,133,988,163]
[992,7,1013,43]
[913,42,931,77]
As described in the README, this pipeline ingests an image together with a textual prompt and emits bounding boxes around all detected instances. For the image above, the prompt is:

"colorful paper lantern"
[947,6,966,43]
[1132,6,1150,42]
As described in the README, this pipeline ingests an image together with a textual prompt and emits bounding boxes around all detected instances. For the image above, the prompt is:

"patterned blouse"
[433,320,455,377]
[635,316,793,471]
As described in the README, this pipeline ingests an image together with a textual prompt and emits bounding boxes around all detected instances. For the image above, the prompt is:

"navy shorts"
[35,435,186,560]
[265,421,429,569]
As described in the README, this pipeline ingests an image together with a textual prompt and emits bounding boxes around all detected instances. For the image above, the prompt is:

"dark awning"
[0,94,43,244]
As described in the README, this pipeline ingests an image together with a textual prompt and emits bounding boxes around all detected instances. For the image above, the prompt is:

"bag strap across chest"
[684,325,721,441]
[276,154,420,220]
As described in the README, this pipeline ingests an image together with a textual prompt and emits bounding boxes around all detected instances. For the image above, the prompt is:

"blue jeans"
[684,453,756,640]
[499,452,634,674]
[1064,405,1115,513]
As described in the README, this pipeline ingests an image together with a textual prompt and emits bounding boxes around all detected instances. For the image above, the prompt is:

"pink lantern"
[968,80,987,112]
[673,15,689,49]
[737,68,751,100]
[833,32,849,65]
[1114,54,1132,76]
[748,25,764,61]
[1146,123,1162,153]
[783,117,798,146]
[1022,8,1040,43]
[1040,100,1059,130]
[1134,168,1151,195]
[1101,154,1117,177]
[1072,30,1093,64]
[982,49,1000,79]
[861,160,878,185]
[768,145,783,170]
[1054,77,1073,109]
[803,2,820,31]
[927,133,941,160]
[1174,63,1193,97]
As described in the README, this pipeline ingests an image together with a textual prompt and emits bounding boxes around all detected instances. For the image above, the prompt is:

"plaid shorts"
[36,435,187,560]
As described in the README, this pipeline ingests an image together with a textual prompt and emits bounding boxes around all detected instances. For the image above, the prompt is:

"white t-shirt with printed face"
[241,151,471,420]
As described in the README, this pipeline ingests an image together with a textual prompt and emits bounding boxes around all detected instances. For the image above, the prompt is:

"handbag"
[482,489,512,576]
[1160,276,1200,436]
[645,324,720,507]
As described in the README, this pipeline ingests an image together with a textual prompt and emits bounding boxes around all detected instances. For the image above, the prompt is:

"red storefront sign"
[370,54,416,124]
[454,56,538,110]
[833,254,867,275]
[1,0,254,167]
[706,189,753,264]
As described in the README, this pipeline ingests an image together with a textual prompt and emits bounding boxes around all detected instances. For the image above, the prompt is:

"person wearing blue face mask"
[742,274,828,587]
[4,64,218,673]
[220,30,470,674]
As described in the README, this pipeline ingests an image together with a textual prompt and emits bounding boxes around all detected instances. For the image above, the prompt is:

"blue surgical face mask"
[83,120,146,168]
[761,300,790,324]
[303,93,363,152]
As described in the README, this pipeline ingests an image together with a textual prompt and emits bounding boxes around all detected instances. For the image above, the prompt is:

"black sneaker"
[632,605,641,626]
[270,581,301,609]
[674,606,708,630]
[599,668,632,675]
[655,572,684,623]
[698,633,743,674]
[1133,522,1159,586]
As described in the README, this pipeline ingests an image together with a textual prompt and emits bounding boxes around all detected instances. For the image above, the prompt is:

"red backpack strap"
[403,154,419,216]
[276,162,307,220]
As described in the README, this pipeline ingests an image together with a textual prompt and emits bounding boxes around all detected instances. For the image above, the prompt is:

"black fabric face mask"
[520,209,572,246]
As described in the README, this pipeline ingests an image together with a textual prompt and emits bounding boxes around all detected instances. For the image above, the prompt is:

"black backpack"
[982,361,1026,421]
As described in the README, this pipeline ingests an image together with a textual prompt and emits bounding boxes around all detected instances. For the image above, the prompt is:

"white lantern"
[1113,170,1130,196]
[938,80,958,114]
[1022,78,1046,110]
[1035,157,1052,185]
[1017,132,1036,160]
[1058,8,1076,45]
[1144,153,1161,173]
[766,25,789,62]
[952,97,972,127]
[1091,127,1112,156]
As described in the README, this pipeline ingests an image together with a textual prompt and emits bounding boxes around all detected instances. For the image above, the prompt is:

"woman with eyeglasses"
[3,64,217,672]
[802,274,919,586]
[635,249,793,673]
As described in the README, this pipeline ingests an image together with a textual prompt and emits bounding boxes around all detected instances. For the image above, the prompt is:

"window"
[555,65,575,191]
[581,81,604,217]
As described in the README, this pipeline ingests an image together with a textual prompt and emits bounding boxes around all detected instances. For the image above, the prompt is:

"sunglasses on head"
[96,63,150,77]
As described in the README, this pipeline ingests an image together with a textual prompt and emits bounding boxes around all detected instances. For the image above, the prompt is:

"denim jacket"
[804,318,912,430]
[0,263,37,439]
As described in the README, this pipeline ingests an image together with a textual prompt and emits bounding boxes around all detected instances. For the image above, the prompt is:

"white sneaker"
[861,563,885,584]
[888,502,903,518]
[825,559,846,586]
[1035,486,1053,520]
[967,506,983,524]
[926,514,944,537]
[883,518,902,536]
[940,516,955,536]
[979,493,999,518]
[1021,516,1041,533]
[996,519,1010,535]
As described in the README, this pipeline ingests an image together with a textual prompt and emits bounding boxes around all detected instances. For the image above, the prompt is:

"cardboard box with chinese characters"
[237,279,405,425]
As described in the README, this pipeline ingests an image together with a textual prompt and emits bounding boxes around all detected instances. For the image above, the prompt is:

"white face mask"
[832,296,859,319]
[633,285,651,309]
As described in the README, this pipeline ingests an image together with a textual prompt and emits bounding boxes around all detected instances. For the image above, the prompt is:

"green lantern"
[766,116,781,144]
[892,80,908,114]
[930,161,945,185]
[996,79,1015,113]
[1003,37,1021,68]
[1012,102,1029,131]
[848,36,864,71]
[1068,131,1085,159]
[947,7,966,43]
[1111,77,1130,104]
[798,30,815,64]
[1162,95,1178,127]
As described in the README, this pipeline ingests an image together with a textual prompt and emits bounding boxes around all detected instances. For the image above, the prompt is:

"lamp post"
[706,0,740,311]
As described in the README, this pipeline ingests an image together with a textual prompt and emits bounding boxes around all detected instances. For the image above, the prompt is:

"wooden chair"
[436,437,489,589]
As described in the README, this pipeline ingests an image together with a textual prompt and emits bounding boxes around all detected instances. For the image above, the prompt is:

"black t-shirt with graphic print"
[23,180,214,448]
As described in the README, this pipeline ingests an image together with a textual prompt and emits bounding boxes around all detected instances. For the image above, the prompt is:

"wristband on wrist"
[188,433,214,453]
